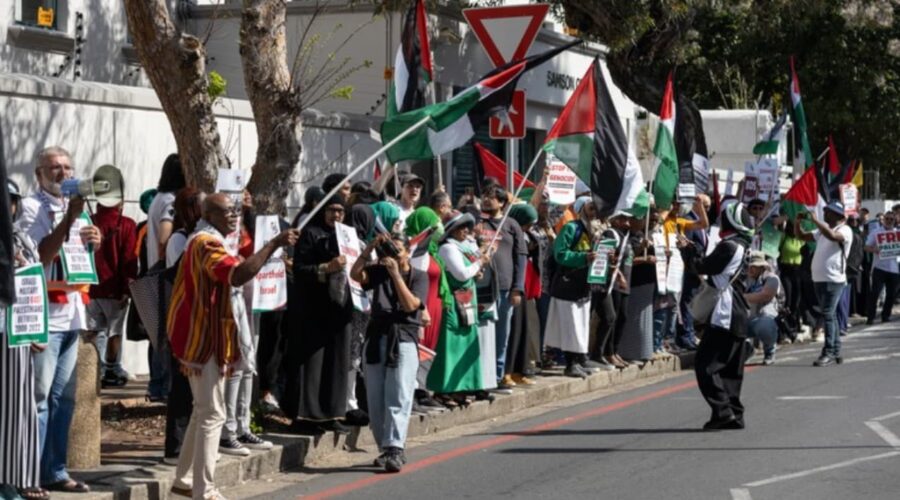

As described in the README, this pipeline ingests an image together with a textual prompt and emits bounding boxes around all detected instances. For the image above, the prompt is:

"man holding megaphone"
[16,145,102,494]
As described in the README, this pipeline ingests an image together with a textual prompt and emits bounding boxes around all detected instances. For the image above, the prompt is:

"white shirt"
[439,241,481,282]
[146,191,176,268]
[165,230,188,268]
[811,224,853,283]
[866,227,900,274]
[16,192,86,332]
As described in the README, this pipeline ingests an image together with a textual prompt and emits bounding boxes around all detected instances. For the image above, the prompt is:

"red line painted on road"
[303,373,726,499]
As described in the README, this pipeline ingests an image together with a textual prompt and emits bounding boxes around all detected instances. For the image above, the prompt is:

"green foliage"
[552,0,900,196]
[207,70,227,102]
[330,85,355,100]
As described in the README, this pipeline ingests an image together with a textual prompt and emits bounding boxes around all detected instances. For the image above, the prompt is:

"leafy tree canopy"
[552,0,900,196]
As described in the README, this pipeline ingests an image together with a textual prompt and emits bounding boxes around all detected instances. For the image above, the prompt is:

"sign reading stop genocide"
[876,230,900,259]
[463,4,549,139]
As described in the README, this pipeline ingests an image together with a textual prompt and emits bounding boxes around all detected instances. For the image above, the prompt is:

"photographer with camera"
[16,146,102,493]
[350,232,429,473]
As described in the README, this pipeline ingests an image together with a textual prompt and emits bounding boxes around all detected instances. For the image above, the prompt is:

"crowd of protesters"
[2,146,896,499]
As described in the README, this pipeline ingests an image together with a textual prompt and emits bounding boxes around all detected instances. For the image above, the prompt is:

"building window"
[16,0,60,30]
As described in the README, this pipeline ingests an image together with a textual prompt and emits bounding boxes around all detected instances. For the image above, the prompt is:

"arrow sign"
[463,4,550,68]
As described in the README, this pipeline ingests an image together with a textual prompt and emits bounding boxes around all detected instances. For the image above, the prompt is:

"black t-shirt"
[481,216,526,291]
[364,265,429,342]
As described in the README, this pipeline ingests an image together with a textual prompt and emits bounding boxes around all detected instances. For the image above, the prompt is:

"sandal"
[18,487,50,500]
[46,479,90,493]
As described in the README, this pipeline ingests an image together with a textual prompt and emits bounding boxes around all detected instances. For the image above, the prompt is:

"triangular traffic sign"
[463,4,550,67]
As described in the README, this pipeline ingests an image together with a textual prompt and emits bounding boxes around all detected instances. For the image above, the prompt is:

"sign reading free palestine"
[876,230,900,259]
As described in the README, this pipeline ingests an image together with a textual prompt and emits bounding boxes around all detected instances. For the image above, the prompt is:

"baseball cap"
[825,201,845,217]
[401,173,425,187]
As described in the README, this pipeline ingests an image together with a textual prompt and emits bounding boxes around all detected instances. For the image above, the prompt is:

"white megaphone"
[60,164,124,207]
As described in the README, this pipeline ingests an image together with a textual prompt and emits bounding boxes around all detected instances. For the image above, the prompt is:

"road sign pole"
[506,138,518,191]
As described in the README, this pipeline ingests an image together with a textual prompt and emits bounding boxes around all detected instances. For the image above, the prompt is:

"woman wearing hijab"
[619,208,660,365]
[546,197,597,378]
[371,201,401,235]
[505,204,541,384]
[678,200,753,431]
[403,207,450,351]
[283,195,354,435]
[427,212,487,399]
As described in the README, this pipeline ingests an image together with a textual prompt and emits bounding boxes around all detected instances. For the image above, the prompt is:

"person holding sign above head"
[167,193,298,500]
[863,210,900,325]
[1,179,50,500]
[15,145,102,494]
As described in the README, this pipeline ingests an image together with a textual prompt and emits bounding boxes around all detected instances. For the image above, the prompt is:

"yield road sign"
[462,4,550,68]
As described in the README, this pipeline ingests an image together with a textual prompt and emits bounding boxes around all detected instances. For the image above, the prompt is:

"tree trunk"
[123,0,226,192]
[240,0,303,215]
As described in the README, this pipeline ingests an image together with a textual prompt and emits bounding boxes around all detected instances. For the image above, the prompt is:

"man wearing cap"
[743,251,782,365]
[797,201,853,366]
[16,146,102,493]
[396,173,424,231]
[863,210,900,325]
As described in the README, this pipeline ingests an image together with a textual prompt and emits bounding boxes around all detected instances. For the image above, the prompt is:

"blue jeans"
[33,330,80,485]
[814,282,844,358]
[494,289,515,382]
[653,304,677,351]
[837,283,851,333]
[364,337,419,450]
[747,316,778,358]
[147,338,171,400]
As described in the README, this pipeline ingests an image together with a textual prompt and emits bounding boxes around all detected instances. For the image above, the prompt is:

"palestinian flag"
[789,56,814,168]
[652,71,678,210]
[408,225,436,272]
[387,0,433,118]
[753,112,787,156]
[825,135,841,178]
[382,40,581,163]
[373,158,382,181]
[782,166,825,222]
[473,142,535,198]
[542,59,647,217]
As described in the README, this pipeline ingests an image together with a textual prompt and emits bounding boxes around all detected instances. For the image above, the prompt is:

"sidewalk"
[57,355,689,500]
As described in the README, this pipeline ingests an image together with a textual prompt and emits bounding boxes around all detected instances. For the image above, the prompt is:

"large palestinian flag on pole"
[789,56,814,169]
[382,40,581,163]
[783,165,826,221]
[387,0,433,118]
[542,59,647,217]
[652,71,678,210]
[473,142,535,196]
[753,112,787,156]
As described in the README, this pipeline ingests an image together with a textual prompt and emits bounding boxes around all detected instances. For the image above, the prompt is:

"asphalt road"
[247,322,900,500]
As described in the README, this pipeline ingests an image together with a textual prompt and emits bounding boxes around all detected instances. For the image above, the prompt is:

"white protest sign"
[545,156,577,206]
[875,229,900,259]
[693,153,710,194]
[665,233,684,294]
[840,184,859,216]
[587,239,616,285]
[251,216,287,312]
[60,212,98,284]
[5,264,49,348]
[216,168,246,193]
[652,231,668,294]
[335,222,371,313]
[743,159,779,202]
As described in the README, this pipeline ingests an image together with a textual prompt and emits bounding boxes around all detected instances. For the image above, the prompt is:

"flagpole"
[428,82,445,190]
[297,114,432,232]
[484,149,545,254]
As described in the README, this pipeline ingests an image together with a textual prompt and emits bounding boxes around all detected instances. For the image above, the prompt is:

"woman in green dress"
[426,212,486,396]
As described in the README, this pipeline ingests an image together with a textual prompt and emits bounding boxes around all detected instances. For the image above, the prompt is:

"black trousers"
[868,268,900,322]
[780,264,802,329]
[590,290,615,360]
[256,309,286,394]
[610,291,629,354]
[164,354,193,457]
[694,331,751,422]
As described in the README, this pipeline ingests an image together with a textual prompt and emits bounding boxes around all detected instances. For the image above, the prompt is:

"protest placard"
[335,222,371,312]
[59,211,98,284]
[875,229,900,259]
[545,156,577,206]
[665,234,684,294]
[652,232,668,294]
[5,264,49,348]
[840,184,859,216]
[587,239,617,285]
[251,215,288,312]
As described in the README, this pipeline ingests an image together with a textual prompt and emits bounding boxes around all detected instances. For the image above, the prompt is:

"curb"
[61,355,686,499]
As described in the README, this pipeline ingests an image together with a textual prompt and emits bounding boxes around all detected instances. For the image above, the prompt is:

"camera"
[373,217,401,259]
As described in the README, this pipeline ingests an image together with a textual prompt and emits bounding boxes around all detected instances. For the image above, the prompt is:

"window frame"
[15,0,61,31]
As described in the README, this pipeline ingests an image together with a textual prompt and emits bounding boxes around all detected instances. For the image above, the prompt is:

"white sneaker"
[162,455,179,466]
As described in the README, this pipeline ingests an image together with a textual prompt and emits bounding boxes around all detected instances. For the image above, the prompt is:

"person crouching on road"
[167,193,298,500]
[678,201,753,431]
[351,233,428,473]
[545,196,597,379]
[743,251,783,365]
